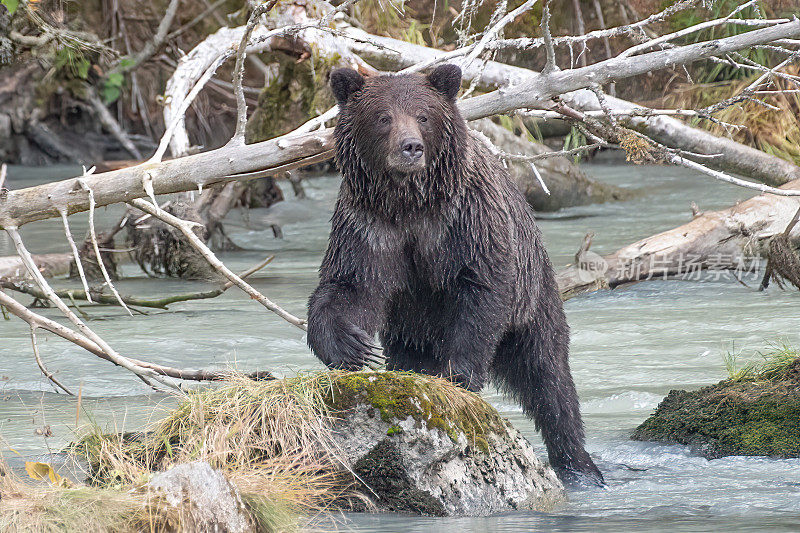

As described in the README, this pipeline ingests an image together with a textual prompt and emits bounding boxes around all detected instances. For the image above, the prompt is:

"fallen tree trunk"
[557,180,800,299]
[0,253,73,279]
[2,19,800,230]
[344,25,800,187]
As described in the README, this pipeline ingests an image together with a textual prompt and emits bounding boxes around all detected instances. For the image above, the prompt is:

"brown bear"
[307,64,603,485]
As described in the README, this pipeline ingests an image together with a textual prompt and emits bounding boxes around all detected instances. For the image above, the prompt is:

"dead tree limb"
[0,289,269,382]
[128,198,307,330]
[5,227,181,391]
[3,19,800,230]
[0,255,273,309]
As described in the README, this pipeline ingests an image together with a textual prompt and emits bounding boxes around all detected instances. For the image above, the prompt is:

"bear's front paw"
[326,323,385,371]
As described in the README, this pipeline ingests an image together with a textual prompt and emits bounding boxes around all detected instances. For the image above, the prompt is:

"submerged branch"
[0,256,274,309]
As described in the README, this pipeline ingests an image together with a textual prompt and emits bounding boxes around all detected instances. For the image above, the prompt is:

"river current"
[1,162,798,532]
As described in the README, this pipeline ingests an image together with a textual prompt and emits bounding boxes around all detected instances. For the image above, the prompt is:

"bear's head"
[330,64,463,176]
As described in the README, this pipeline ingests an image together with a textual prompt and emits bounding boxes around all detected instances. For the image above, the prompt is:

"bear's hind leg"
[492,323,604,486]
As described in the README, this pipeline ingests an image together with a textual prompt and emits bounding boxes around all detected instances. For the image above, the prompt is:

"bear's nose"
[400,138,424,161]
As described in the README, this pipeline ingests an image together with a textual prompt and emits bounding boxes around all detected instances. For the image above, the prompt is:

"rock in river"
[633,357,800,458]
[326,372,564,516]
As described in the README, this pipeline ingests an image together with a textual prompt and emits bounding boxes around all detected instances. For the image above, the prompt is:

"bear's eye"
[417,115,428,123]
[378,115,391,125]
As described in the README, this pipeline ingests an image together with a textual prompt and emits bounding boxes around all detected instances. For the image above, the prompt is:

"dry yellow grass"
[5,371,490,531]
[665,66,800,166]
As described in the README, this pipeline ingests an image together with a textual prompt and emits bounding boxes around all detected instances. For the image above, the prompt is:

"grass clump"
[9,371,507,530]
[73,374,355,523]
[724,342,800,382]
[0,472,181,533]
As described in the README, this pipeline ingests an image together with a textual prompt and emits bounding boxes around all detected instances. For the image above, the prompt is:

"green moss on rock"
[324,371,507,450]
[633,359,800,458]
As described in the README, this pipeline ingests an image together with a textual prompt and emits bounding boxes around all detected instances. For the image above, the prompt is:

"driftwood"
[342,25,800,188]
[0,253,73,279]
[2,19,800,230]
[3,2,800,391]
[2,255,273,309]
[557,180,800,299]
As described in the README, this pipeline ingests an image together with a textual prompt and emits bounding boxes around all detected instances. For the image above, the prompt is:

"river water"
[1,163,799,531]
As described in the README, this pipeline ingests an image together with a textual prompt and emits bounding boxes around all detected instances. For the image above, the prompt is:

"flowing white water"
[1,163,799,531]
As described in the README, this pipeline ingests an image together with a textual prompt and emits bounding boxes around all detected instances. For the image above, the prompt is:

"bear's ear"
[330,68,365,105]
[427,64,462,100]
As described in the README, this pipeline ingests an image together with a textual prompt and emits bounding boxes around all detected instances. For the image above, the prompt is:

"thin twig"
[319,0,362,27]
[671,155,800,197]
[1,256,274,310]
[78,176,132,315]
[129,198,307,330]
[109,0,181,76]
[30,326,75,396]
[463,0,538,67]
[167,0,227,40]
[60,210,92,303]
[230,0,279,145]
[4,227,181,391]
[0,290,262,382]
[84,86,143,159]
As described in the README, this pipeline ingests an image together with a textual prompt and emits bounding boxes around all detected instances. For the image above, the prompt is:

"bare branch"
[540,0,558,74]
[84,87,143,160]
[128,198,307,330]
[109,0,181,76]
[30,326,75,396]
[3,19,800,229]
[0,255,274,310]
[0,289,262,383]
[619,13,788,58]
[231,1,279,145]
[59,210,92,303]
[463,0,538,66]
[79,175,132,315]
[4,228,181,391]
[670,155,800,197]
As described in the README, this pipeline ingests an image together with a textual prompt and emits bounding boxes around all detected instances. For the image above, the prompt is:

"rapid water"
[1,162,799,532]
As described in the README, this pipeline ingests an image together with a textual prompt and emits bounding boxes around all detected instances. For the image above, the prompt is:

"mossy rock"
[633,359,800,458]
[71,371,562,517]
[323,372,563,516]
[323,371,506,451]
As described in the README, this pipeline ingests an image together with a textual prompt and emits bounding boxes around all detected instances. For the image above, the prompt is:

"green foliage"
[102,71,125,104]
[54,45,91,80]
[1,0,18,15]
[724,342,800,382]
[401,19,430,46]
[563,125,587,163]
